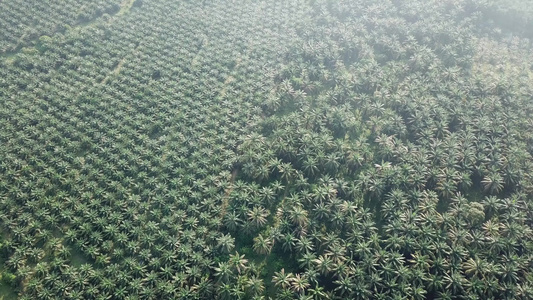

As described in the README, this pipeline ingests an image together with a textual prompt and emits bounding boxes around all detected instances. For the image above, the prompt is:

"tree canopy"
[1,0,533,299]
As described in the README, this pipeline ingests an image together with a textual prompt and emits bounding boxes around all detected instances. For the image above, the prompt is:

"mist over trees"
[1,0,533,299]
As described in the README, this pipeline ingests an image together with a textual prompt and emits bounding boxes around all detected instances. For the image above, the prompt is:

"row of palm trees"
[0,0,124,54]
[227,0,533,299]
[0,0,312,299]
[1,0,533,299]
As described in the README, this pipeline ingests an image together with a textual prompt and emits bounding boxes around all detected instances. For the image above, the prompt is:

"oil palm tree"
[481,169,504,195]
[272,268,294,289]
[246,275,265,296]
[253,233,273,255]
[228,251,248,274]
[214,261,233,283]
[247,206,269,228]
[216,233,235,254]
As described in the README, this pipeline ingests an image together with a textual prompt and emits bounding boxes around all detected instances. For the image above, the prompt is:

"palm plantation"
[0,0,533,299]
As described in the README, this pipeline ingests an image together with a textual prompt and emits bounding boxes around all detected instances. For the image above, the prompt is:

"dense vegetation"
[1,0,533,299]
[0,0,125,55]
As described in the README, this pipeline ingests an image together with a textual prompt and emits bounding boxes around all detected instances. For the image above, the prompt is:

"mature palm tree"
[272,268,294,289]
[216,233,235,254]
[325,241,347,264]
[214,261,234,283]
[290,273,310,294]
[248,206,269,228]
[481,196,502,217]
[253,233,273,255]
[481,169,504,195]
[216,282,233,300]
[444,270,465,294]
[312,202,330,221]
[228,251,248,274]
[246,275,265,296]
[280,232,296,253]
[333,274,355,297]
[223,211,242,232]
[313,254,334,276]
[290,206,308,227]
[301,156,319,177]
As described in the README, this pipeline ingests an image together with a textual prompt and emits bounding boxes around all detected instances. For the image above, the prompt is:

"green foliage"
[479,0,533,39]
[0,0,124,54]
[0,0,533,299]
[0,272,16,287]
